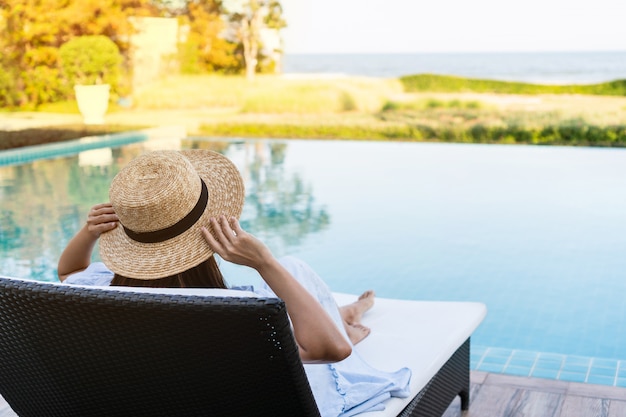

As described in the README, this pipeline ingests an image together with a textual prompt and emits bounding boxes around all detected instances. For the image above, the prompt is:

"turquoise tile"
[481,355,508,365]
[562,363,590,373]
[559,372,587,383]
[531,368,560,379]
[616,378,626,388]
[589,366,617,377]
[504,366,531,377]
[478,362,505,373]
[508,357,535,367]
[535,358,563,370]
[488,347,513,357]
[565,356,592,366]
[471,345,488,356]
[511,351,538,360]
[587,375,615,386]
[593,358,619,368]
[538,353,566,361]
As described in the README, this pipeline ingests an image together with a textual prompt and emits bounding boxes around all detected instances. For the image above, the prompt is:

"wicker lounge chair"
[0,276,486,417]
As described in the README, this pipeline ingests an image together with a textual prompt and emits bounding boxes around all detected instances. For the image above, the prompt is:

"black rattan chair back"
[0,277,321,417]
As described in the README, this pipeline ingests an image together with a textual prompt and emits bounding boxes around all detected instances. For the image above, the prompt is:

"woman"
[58,149,410,416]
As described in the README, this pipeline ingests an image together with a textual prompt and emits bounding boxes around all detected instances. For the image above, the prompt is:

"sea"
[281,51,626,84]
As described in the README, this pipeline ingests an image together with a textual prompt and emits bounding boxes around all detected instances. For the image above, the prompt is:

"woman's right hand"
[58,203,118,281]
[86,203,119,238]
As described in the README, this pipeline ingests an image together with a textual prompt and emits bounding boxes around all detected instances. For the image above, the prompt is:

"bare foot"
[345,323,371,345]
[339,290,375,325]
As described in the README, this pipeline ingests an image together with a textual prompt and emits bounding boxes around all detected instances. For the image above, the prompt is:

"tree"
[227,0,286,79]
[179,0,241,73]
[0,0,156,107]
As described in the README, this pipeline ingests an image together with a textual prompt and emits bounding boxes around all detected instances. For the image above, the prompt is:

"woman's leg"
[339,290,375,345]
[277,256,375,345]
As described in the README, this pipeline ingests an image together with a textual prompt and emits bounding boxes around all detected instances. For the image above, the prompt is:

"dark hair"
[110,256,227,289]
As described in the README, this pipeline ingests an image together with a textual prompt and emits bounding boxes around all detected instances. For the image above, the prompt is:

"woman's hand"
[86,203,119,238]
[202,215,352,363]
[201,216,272,271]
[58,203,118,281]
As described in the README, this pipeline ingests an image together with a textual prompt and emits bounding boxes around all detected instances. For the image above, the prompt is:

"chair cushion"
[332,293,487,416]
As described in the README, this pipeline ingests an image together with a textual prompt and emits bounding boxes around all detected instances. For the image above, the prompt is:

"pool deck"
[443,371,626,417]
[2,372,625,416]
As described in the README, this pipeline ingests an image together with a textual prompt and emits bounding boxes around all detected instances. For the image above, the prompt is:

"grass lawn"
[2,74,626,149]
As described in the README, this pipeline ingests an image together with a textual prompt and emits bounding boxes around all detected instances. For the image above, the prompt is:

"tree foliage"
[227,0,286,79]
[178,0,241,74]
[0,0,156,107]
[0,0,286,108]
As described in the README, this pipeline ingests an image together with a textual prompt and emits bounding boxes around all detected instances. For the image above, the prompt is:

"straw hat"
[99,150,245,279]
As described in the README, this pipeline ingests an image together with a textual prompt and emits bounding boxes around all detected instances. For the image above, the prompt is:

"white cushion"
[332,293,487,417]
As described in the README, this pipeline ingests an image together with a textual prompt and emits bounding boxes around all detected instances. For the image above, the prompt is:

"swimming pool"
[1,136,625,386]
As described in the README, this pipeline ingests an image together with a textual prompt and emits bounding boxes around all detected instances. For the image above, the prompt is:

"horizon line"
[283,49,626,55]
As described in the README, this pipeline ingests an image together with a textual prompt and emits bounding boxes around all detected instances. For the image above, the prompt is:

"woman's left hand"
[201,216,273,271]
[202,216,352,363]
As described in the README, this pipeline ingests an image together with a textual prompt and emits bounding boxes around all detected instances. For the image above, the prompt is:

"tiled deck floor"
[2,371,626,416]
[444,371,626,417]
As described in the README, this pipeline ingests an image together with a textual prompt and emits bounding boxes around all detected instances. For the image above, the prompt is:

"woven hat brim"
[99,150,245,280]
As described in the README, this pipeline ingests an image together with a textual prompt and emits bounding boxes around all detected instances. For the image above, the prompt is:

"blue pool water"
[1,136,626,385]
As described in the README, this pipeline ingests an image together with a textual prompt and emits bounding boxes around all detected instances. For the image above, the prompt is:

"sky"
[279,0,626,54]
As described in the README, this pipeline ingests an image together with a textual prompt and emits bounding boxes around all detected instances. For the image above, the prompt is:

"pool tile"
[511,350,538,360]
[589,366,617,377]
[487,347,513,357]
[482,355,509,365]
[535,358,563,370]
[531,368,560,379]
[504,366,532,377]
[538,352,566,361]
[562,363,590,373]
[565,356,592,366]
[471,345,488,356]
[469,347,626,387]
[477,362,505,373]
[508,357,535,367]
[593,358,619,368]
[587,375,616,386]
[559,372,587,383]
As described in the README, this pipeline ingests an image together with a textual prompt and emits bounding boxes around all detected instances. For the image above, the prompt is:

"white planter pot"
[74,84,110,125]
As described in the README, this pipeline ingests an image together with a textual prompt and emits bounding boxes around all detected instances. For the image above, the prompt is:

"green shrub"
[59,36,122,93]
[400,74,626,96]
[198,121,626,147]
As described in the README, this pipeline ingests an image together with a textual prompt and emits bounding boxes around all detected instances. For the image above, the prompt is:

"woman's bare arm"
[202,216,352,363]
[57,203,118,281]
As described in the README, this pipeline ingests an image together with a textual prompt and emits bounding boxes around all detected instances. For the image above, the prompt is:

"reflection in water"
[238,141,330,254]
[78,148,113,167]
[0,139,329,282]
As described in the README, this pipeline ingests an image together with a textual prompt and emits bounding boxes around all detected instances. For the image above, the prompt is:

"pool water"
[1,136,626,386]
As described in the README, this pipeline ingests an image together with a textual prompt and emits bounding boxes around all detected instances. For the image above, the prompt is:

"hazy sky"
[279,0,626,54]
